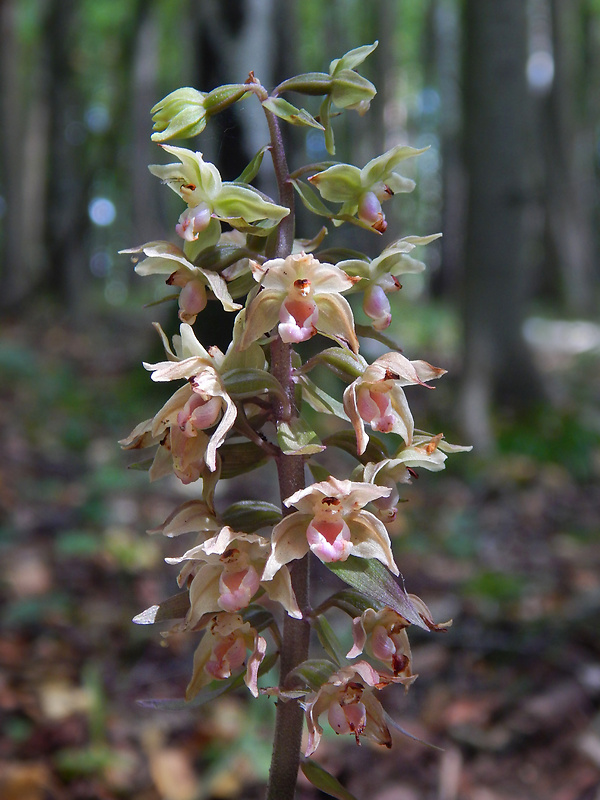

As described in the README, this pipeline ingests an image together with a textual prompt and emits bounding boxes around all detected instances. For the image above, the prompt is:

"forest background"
[1,1,600,799]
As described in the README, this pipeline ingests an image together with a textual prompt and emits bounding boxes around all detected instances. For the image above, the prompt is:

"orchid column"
[121,42,470,800]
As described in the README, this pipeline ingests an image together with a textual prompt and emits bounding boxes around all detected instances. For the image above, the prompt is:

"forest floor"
[2,300,600,800]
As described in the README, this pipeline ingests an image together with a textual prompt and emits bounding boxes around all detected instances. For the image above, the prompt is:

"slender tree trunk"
[538,0,597,314]
[460,0,543,452]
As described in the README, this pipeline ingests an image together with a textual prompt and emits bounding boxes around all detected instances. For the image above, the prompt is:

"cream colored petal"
[388,385,414,445]
[261,514,311,581]
[244,633,267,697]
[144,356,212,382]
[238,290,283,350]
[118,418,156,449]
[315,294,359,353]
[261,567,302,619]
[201,528,268,557]
[348,511,399,575]
[186,565,223,628]
[150,384,192,437]
[185,633,215,700]
[148,500,220,537]
[343,381,369,455]
[204,390,237,472]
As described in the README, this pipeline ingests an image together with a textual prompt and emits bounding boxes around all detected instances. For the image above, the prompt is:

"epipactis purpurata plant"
[121,41,471,800]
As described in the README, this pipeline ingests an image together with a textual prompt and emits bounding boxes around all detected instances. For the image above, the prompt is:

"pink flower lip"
[177,393,222,434]
[306,515,352,562]
[357,387,395,432]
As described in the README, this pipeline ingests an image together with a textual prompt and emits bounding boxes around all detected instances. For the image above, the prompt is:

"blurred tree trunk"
[43,0,90,316]
[538,0,597,314]
[0,0,49,310]
[433,0,464,301]
[460,0,543,452]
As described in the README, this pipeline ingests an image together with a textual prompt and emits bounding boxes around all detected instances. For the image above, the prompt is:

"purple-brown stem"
[260,100,311,800]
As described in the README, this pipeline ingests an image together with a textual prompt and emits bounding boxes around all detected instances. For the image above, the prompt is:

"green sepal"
[301,759,360,800]
[218,441,269,478]
[262,97,324,130]
[323,430,389,464]
[326,556,430,630]
[320,96,335,154]
[290,178,338,218]
[132,591,190,625]
[180,217,222,263]
[313,615,346,666]
[329,41,378,75]
[138,651,278,711]
[278,418,325,456]
[234,144,271,185]
[273,71,332,96]
[221,500,282,533]
[330,70,377,111]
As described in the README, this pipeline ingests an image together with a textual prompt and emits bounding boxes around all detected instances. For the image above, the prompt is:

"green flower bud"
[151,87,208,142]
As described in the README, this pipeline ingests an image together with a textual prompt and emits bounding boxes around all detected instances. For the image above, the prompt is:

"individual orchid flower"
[119,415,212,486]
[308,144,427,232]
[120,235,241,325]
[186,612,267,700]
[337,234,442,330]
[343,352,446,455]
[239,252,360,353]
[149,145,289,237]
[262,477,398,581]
[166,527,301,630]
[144,358,236,474]
[301,661,392,756]
[347,607,416,682]
[357,432,473,521]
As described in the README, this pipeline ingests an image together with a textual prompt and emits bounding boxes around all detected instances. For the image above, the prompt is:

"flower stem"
[262,102,310,800]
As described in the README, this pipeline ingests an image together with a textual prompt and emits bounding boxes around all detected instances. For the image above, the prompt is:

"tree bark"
[460,0,543,452]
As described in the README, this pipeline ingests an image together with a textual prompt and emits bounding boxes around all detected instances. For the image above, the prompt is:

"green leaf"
[221,500,282,533]
[313,615,346,666]
[307,461,331,483]
[223,367,288,407]
[278,418,325,455]
[301,759,360,800]
[323,430,388,464]
[298,375,347,419]
[262,97,324,130]
[288,659,337,691]
[219,441,269,478]
[324,588,380,617]
[327,556,430,630]
[234,144,271,184]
